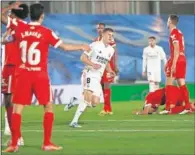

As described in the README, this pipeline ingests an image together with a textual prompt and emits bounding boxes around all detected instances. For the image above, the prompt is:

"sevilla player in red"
[94,23,119,115]
[161,14,191,115]
[1,3,90,152]
[133,86,194,115]
[1,2,29,145]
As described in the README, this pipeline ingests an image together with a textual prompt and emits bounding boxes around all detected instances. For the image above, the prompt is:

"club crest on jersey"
[170,34,176,40]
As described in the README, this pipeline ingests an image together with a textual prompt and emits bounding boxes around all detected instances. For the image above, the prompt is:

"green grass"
[1,101,195,155]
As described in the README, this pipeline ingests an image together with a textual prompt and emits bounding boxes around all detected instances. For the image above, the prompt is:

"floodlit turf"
[1,101,195,155]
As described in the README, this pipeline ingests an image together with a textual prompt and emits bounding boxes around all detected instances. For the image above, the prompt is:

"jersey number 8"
[87,78,90,83]
[20,41,40,65]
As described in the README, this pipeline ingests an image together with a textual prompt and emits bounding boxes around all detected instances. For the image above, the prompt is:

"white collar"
[28,22,41,25]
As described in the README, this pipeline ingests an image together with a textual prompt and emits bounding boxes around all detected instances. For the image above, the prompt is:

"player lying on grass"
[69,28,116,128]
[133,86,195,115]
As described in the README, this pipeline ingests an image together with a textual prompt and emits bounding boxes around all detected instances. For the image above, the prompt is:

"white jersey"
[81,41,114,97]
[142,45,167,82]
[83,41,115,80]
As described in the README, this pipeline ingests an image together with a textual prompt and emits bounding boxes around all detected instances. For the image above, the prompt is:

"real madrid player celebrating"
[70,28,116,128]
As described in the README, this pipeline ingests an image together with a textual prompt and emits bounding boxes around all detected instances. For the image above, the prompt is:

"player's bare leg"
[160,77,174,114]
[70,90,93,128]
[177,79,192,114]
[3,104,24,153]
[42,102,62,151]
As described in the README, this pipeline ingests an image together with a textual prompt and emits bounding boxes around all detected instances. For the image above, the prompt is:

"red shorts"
[1,65,16,94]
[165,56,186,79]
[101,71,114,83]
[12,70,52,105]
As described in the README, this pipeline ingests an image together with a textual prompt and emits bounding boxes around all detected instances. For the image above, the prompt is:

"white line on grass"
[83,119,194,122]
[23,119,194,123]
[7,129,194,133]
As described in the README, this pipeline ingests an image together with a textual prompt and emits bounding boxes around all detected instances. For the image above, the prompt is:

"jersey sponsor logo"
[96,55,109,64]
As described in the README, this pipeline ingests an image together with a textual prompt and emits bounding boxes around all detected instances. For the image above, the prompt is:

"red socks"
[103,89,112,112]
[43,112,54,145]
[11,113,21,146]
[180,85,191,109]
[165,85,174,111]
[6,106,13,130]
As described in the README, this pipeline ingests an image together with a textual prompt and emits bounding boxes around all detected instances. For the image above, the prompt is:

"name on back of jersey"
[21,31,41,39]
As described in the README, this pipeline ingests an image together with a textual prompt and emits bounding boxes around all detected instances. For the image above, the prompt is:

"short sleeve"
[108,48,115,61]
[6,17,19,30]
[170,30,180,44]
[47,30,62,48]
[84,42,94,56]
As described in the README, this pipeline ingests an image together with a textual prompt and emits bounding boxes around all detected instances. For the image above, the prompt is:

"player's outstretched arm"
[58,43,90,52]
[132,106,153,115]
[1,2,22,25]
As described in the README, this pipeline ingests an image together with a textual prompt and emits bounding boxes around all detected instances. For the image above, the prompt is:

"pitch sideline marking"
[2,129,193,133]
[22,119,194,123]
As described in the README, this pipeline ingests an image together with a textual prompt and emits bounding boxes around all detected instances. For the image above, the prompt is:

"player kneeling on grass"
[70,28,116,128]
[133,86,195,115]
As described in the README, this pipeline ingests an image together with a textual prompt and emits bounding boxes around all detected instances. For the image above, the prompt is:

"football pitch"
[1,101,195,155]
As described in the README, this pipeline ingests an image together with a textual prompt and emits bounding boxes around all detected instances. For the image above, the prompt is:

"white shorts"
[147,71,161,82]
[81,71,102,97]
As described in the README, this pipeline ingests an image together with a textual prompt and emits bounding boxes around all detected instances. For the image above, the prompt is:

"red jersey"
[146,86,183,108]
[169,28,185,59]
[7,17,62,72]
[94,37,117,71]
[145,88,166,107]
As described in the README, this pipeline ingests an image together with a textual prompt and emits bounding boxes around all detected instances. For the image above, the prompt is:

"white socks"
[149,82,159,92]
[72,97,80,105]
[71,100,88,124]
[4,111,10,132]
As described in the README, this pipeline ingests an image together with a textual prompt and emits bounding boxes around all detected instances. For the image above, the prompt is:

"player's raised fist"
[92,64,101,70]
[107,71,116,78]
[81,44,91,52]
[10,1,23,10]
